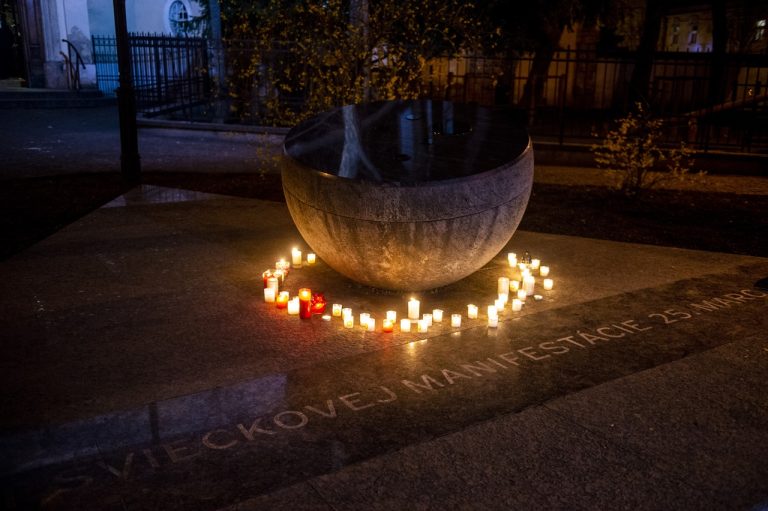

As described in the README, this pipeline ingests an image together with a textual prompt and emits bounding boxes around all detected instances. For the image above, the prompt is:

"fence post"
[112,0,140,184]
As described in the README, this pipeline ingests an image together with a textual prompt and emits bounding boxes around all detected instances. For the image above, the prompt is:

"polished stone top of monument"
[283,100,529,184]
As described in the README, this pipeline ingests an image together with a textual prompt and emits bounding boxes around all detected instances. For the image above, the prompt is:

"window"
[168,0,190,36]
[671,20,680,45]
[757,19,766,41]
[689,24,698,45]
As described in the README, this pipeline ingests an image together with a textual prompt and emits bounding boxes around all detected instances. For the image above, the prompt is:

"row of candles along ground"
[262,249,555,332]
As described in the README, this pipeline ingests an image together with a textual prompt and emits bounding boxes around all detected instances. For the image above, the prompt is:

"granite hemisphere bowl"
[282,100,534,291]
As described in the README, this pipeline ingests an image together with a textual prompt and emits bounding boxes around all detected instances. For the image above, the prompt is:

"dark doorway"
[0,0,25,80]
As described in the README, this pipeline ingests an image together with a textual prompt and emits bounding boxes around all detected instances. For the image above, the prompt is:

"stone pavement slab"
[0,187,766,510]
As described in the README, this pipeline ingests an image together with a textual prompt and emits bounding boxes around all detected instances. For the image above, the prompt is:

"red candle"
[298,288,312,319]
[262,269,274,288]
[276,291,290,309]
[382,319,394,333]
[310,293,327,314]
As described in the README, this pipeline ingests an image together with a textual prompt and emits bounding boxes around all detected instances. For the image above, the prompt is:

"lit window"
[689,25,698,45]
[757,19,766,41]
[168,0,190,36]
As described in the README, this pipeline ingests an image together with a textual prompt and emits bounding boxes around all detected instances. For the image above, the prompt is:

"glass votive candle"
[495,298,506,311]
[432,309,443,322]
[517,289,527,301]
[510,280,520,292]
[507,252,517,267]
[287,298,300,315]
[386,310,397,322]
[332,304,343,317]
[342,307,352,318]
[467,304,478,319]
[417,319,429,333]
[359,312,370,326]
[276,291,290,309]
[307,253,316,265]
[531,258,541,270]
[291,248,302,268]
[382,319,394,333]
[539,265,550,277]
[511,298,523,311]
[497,277,510,295]
[498,293,509,305]
[343,315,354,328]
[488,315,499,328]
[487,305,497,318]
[451,314,462,328]
[366,318,376,332]
[264,288,276,303]
[400,318,411,332]
[422,313,433,327]
[543,278,554,290]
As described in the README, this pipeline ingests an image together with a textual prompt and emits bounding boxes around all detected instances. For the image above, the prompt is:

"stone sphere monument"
[282,100,533,291]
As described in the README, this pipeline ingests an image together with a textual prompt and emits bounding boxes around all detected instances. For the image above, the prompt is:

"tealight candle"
[498,293,509,305]
[382,319,394,333]
[264,287,276,303]
[400,318,411,332]
[521,268,531,278]
[408,298,420,320]
[276,259,290,272]
[487,305,498,319]
[432,309,443,322]
[367,318,376,332]
[262,269,274,288]
[507,252,517,267]
[518,262,528,271]
[417,319,429,333]
[543,278,554,290]
[488,315,498,328]
[342,307,352,319]
[531,258,541,270]
[495,298,505,311]
[510,280,520,292]
[291,248,302,268]
[267,277,279,294]
[467,304,478,319]
[344,315,354,328]
[517,289,527,301]
[307,253,316,265]
[512,298,523,311]
[322,315,331,321]
[386,310,397,322]
[540,266,550,277]
[360,312,370,326]
[287,297,300,315]
[298,288,312,319]
[523,275,536,295]
[497,277,510,295]
[276,291,290,309]
[451,314,462,328]
[332,304,343,317]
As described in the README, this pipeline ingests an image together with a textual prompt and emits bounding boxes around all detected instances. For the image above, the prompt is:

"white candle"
[291,248,302,268]
[518,262,528,271]
[521,268,531,278]
[510,280,520,292]
[264,287,276,302]
[276,259,289,272]
[512,298,523,311]
[517,289,527,301]
[267,276,279,293]
[488,315,498,328]
[408,298,420,320]
[332,304,343,317]
[321,315,331,321]
[422,313,433,326]
[497,277,510,295]
[451,314,462,328]
[498,293,509,305]
[417,319,429,333]
[539,265,550,277]
[507,252,517,267]
[344,315,354,328]
[307,253,316,265]
[531,258,541,270]
[386,310,397,322]
[543,278,554,290]
[432,309,443,323]
[487,305,497,319]
[523,275,536,295]
[467,304,478,319]
[495,298,505,312]
[359,312,370,326]
[400,318,411,332]
[367,318,376,332]
[342,307,352,317]
[287,297,300,315]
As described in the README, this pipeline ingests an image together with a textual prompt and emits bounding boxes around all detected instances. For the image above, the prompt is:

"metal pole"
[113,0,140,183]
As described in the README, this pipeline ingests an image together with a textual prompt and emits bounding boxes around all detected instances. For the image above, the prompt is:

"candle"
[382,319,394,333]
[291,248,302,268]
[400,318,411,332]
[531,258,541,270]
[495,298,505,312]
[497,277,510,295]
[507,252,517,267]
[543,278,554,290]
[344,315,354,328]
[487,305,497,319]
[262,269,274,288]
[274,269,286,283]
[287,297,300,315]
[310,293,327,314]
[408,298,420,320]
[307,253,316,265]
[518,262,528,272]
[267,277,279,294]
[523,275,536,295]
[539,265,550,277]
[451,314,462,328]
[322,315,331,321]
[332,304,343,317]
[512,298,523,311]
[498,293,509,305]
[432,309,443,323]
[517,289,527,301]
[467,304,478,319]
[360,312,370,326]
[276,291,289,309]
[488,315,499,328]
[417,319,429,333]
[276,259,290,272]
[422,313,433,327]
[264,288,276,302]
[298,288,312,319]
[521,268,531,278]
[386,310,397,322]
[342,307,352,319]
[510,280,520,292]
[367,318,376,332]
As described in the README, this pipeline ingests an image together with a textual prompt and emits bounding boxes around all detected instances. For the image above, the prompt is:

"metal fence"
[92,33,210,116]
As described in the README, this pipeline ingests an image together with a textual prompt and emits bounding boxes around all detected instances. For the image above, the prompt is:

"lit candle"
[298,288,312,319]
[487,305,497,319]
[344,315,354,328]
[342,307,352,319]
[382,319,394,333]
[488,315,499,328]
[467,304,478,319]
[432,309,443,323]
[498,293,509,305]
[451,314,462,328]
[517,289,527,301]
[287,297,300,315]
[408,298,420,320]
[510,280,520,292]
[386,310,397,322]
[267,276,279,294]
[521,268,531,278]
[400,318,411,332]
[367,318,376,332]
[264,287,276,303]
[543,278,554,290]
[262,269,274,288]
[507,252,517,267]
[276,259,290,272]
[322,315,331,321]
[276,291,289,309]
[531,258,541,270]
[360,312,370,326]
[417,319,429,333]
[307,253,316,265]
[497,277,510,295]
[422,313,433,327]
[518,262,528,272]
[291,248,302,268]
[274,269,285,283]
[495,298,505,312]
[523,275,536,295]
[332,304,343,317]
[512,298,523,311]
[540,266,550,277]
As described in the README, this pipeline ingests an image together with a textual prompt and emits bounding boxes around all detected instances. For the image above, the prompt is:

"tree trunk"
[628,0,664,107]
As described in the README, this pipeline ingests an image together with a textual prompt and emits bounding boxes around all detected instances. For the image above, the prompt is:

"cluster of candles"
[262,247,555,333]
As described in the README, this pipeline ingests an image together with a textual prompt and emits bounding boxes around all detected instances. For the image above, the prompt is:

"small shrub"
[592,103,700,198]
